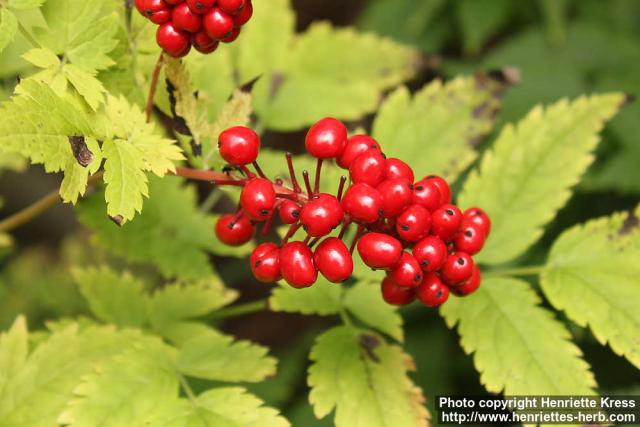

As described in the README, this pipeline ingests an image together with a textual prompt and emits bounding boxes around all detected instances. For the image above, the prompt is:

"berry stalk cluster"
[213,119,491,308]
[135,0,253,57]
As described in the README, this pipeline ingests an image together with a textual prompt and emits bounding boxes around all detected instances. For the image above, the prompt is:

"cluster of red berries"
[134,0,253,57]
[213,118,491,308]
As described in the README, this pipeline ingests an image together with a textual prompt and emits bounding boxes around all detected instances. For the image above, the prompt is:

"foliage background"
[0,0,639,425]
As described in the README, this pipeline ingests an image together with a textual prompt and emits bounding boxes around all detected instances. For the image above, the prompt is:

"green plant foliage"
[343,283,404,342]
[269,279,342,316]
[308,325,429,427]
[459,93,625,264]
[441,277,596,395]
[0,8,18,54]
[541,207,640,368]
[456,0,511,55]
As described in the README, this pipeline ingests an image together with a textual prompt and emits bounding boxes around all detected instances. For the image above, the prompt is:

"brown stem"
[336,176,347,201]
[253,161,267,179]
[145,52,164,123]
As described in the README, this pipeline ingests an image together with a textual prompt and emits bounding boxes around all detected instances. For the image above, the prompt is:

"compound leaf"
[0,316,28,397]
[0,9,17,54]
[269,278,342,316]
[344,282,403,342]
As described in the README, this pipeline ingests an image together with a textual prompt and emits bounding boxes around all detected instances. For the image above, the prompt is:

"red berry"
[186,0,215,14]
[192,31,219,53]
[250,243,281,283]
[454,222,486,255]
[389,252,423,287]
[425,175,451,205]
[215,214,254,246]
[204,7,234,39]
[381,277,416,306]
[218,0,245,15]
[279,200,301,224]
[149,8,172,24]
[300,194,344,237]
[396,204,431,242]
[218,126,260,166]
[221,27,241,43]
[451,264,481,296]
[412,178,442,212]
[431,204,462,241]
[463,207,491,237]
[173,3,202,32]
[280,242,317,288]
[305,117,348,159]
[233,0,252,25]
[143,0,168,18]
[341,183,384,224]
[337,135,381,169]
[314,237,353,283]
[165,0,184,4]
[441,252,474,285]
[416,273,449,307]
[156,23,191,57]
[350,150,386,187]
[376,178,413,218]
[413,236,447,272]
[135,0,146,15]
[385,158,414,182]
[357,232,403,269]
[240,178,276,220]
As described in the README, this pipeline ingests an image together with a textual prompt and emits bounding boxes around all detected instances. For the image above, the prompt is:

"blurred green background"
[1,0,639,425]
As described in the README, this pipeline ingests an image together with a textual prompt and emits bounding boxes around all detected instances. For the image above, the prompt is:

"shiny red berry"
[233,0,252,25]
[250,243,281,283]
[441,252,474,285]
[416,273,449,307]
[305,117,348,159]
[389,252,423,287]
[204,7,234,39]
[336,135,381,169]
[314,237,353,283]
[413,236,447,272]
[280,242,317,288]
[300,194,344,237]
[451,264,481,296]
[431,204,463,241]
[156,23,191,57]
[135,0,147,15]
[240,178,276,220]
[215,214,254,246]
[221,27,241,43]
[218,0,245,15]
[381,276,416,306]
[192,31,219,53]
[173,3,202,32]
[425,175,451,205]
[412,178,442,212]
[376,178,413,218]
[218,126,260,166]
[396,204,431,242]
[279,200,301,224]
[341,183,384,223]
[165,0,184,4]
[463,207,491,237]
[186,0,215,14]
[350,150,386,187]
[385,158,414,182]
[357,232,403,269]
[454,222,486,255]
[143,0,168,18]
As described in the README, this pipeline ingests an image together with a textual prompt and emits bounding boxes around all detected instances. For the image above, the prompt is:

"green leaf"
[269,278,342,316]
[63,64,107,110]
[308,326,429,427]
[344,282,403,342]
[456,0,511,55]
[0,9,18,54]
[7,0,45,9]
[541,207,640,369]
[440,277,596,395]
[72,266,148,328]
[0,316,28,396]
[205,89,254,165]
[459,93,625,264]
[373,74,511,181]
[178,328,277,383]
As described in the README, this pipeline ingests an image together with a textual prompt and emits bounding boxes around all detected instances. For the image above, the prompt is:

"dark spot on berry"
[146,10,153,16]
[415,273,422,282]
[421,260,430,267]
[457,257,466,265]
[446,209,454,216]
[400,224,410,231]
[380,152,387,159]
[415,185,423,191]
[196,1,204,9]
[378,208,384,218]
[217,141,221,148]
[292,210,300,218]
[255,260,262,267]
[465,230,473,237]
[427,175,435,179]
[260,209,269,216]
[436,290,443,298]
[228,222,236,229]
[408,183,414,190]
[302,224,308,231]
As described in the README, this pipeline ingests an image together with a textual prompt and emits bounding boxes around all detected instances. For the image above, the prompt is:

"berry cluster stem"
[145,52,165,123]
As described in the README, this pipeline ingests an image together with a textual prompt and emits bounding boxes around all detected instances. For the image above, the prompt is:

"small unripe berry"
[280,242,317,288]
[240,178,276,220]
[215,214,254,246]
[431,204,462,241]
[463,207,492,237]
[396,204,431,242]
[204,7,234,39]
[357,232,403,269]
[218,126,260,166]
[314,237,353,283]
[341,183,384,224]
[413,236,447,272]
[376,178,413,218]
[388,252,423,287]
[381,276,416,306]
[416,273,449,307]
[299,194,344,237]
[350,150,387,187]
[440,252,474,285]
[250,243,281,283]
[279,200,301,224]
[337,135,381,169]
[385,158,414,182]
[305,117,348,159]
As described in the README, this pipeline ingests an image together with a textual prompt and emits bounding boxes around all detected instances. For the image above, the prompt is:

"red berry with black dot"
[218,126,260,166]
[299,194,344,237]
[385,158,414,183]
[149,7,172,24]
[416,273,449,307]
[250,243,281,283]
[341,183,384,224]
[215,213,254,246]
[396,204,431,242]
[337,135,381,169]
[389,252,423,287]
[305,117,348,159]
[186,0,215,14]
[240,178,276,220]
[233,0,252,25]
[412,178,442,212]
[279,242,317,288]
[376,178,413,218]
[173,3,202,33]
[279,200,301,224]
[413,235,447,272]
[192,31,219,53]
[314,237,353,283]
[453,222,486,255]
[357,232,403,269]
[143,0,168,18]
[204,7,234,39]
[156,23,191,57]
[425,175,451,206]
[451,264,481,296]
[218,0,245,15]
[221,27,241,43]
[431,204,462,241]
[350,150,387,187]
[165,0,184,4]
[441,252,474,285]
[381,276,416,306]
[463,207,492,237]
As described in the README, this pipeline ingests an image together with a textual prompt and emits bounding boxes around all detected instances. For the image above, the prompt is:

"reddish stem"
[253,161,268,179]
[282,223,301,244]
[336,176,347,201]
[338,220,351,240]
[261,210,275,235]
[239,165,256,179]
[174,167,245,185]
[286,153,302,193]
[349,225,365,254]
[145,52,164,123]
[302,171,313,197]
[314,158,323,194]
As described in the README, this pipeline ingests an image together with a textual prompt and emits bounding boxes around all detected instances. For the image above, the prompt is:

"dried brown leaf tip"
[68,136,93,167]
